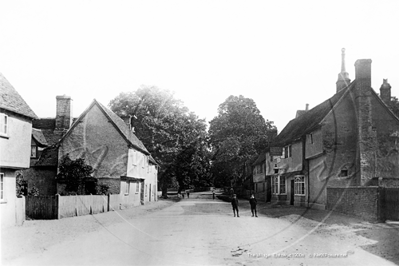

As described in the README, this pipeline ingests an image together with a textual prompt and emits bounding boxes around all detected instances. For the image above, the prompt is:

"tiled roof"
[0,73,38,119]
[272,82,354,147]
[32,128,48,146]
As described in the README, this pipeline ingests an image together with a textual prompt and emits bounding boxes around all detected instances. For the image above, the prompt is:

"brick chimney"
[55,95,72,131]
[336,48,351,93]
[380,79,391,105]
[354,59,376,185]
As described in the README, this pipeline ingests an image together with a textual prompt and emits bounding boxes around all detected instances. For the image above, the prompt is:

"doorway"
[290,179,295,205]
[266,177,272,202]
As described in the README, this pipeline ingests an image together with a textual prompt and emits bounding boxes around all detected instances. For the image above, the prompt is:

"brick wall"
[327,186,381,221]
[378,178,399,188]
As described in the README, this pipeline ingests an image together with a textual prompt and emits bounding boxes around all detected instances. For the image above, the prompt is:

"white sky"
[1,0,398,131]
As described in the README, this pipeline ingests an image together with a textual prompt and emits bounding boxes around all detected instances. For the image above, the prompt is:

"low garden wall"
[326,186,381,221]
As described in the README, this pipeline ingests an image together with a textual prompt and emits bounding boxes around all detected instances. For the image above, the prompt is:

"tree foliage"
[172,138,213,192]
[209,95,276,187]
[387,96,399,118]
[109,86,209,195]
[57,154,94,195]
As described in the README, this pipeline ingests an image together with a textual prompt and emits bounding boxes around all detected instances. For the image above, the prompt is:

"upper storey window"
[0,113,8,137]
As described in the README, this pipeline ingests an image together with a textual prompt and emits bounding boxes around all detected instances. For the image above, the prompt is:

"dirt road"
[1,196,398,265]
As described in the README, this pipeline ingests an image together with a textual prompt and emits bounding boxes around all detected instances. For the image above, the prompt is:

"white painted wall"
[0,112,32,169]
[126,149,158,202]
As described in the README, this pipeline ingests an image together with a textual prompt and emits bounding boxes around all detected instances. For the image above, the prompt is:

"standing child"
[249,194,258,217]
[231,194,239,217]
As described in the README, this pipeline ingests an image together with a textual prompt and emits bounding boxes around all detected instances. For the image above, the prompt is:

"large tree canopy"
[109,86,209,195]
[209,95,276,187]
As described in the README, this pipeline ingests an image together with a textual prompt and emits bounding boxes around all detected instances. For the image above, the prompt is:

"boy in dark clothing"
[249,194,258,217]
[231,194,239,217]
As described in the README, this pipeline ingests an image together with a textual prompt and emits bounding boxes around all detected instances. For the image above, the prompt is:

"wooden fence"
[26,194,139,220]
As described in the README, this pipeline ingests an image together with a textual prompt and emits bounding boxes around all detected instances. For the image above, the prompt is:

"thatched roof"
[272,82,354,147]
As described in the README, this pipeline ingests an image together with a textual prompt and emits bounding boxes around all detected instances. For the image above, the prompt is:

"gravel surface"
[1,195,398,266]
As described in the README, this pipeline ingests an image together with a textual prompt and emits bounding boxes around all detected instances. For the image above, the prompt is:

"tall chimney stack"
[354,59,376,185]
[55,95,72,131]
[336,48,351,93]
[380,79,392,105]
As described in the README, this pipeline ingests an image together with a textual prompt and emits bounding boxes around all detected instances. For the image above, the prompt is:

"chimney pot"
[380,78,392,105]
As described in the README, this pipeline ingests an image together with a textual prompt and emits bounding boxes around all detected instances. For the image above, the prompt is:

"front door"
[266,177,272,202]
[290,179,295,205]
[140,181,145,205]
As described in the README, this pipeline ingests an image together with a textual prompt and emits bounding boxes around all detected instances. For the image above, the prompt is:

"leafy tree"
[387,96,399,118]
[57,154,94,195]
[16,171,40,196]
[172,137,213,192]
[209,95,276,187]
[109,85,209,196]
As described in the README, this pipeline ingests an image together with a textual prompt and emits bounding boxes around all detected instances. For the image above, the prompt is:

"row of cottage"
[252,50,399,220]
[1,74,158,227]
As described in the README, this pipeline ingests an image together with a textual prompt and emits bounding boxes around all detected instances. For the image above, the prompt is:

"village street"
[2,193,399,266]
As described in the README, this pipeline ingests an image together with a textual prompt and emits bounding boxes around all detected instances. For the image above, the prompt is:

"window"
[0,114,8,136]
[31,144,37,158]
[1,173,4,200]
[339,169,348,177]
[280,176,286,194]
[309,134,314,144]
[273,175,286,194]
[125,182,130,195]
[294,175,305,195]
[284,145,292,158]
[136,182,140,193]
